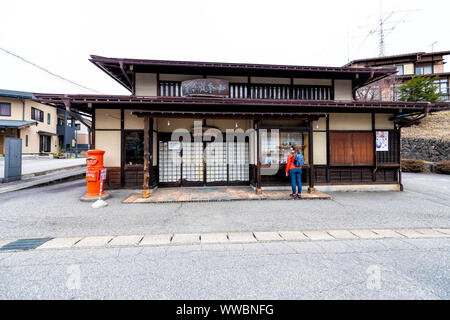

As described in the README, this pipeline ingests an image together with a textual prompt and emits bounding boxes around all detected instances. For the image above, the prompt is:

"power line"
[0,46,103,94]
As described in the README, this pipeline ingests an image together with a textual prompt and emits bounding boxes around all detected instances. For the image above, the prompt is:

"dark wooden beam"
[92,106,96,149]
[120,108,125,187]
[256,120,262,194]
[326,114,330,183]
[398,126,403,191]
[308,119,315,193]
[119,61,133,90]
[149,118,154,188]
[372,113,377,182]
[143,116,151,189]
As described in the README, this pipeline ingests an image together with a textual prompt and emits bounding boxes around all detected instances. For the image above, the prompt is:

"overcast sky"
[1,0,449,95]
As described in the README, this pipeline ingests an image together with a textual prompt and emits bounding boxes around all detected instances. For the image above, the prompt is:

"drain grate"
[0,238,53,251]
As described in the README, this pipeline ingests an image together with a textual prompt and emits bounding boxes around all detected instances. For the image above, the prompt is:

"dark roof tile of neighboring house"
[344,50,450,67]
[0,120,37,129]
[37,130,58,136]
[0,89,35,99]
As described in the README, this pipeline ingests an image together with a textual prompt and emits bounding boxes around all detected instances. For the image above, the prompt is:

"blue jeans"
[289,168,302,194]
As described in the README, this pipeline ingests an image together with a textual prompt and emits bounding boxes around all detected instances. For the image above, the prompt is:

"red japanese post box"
[84,149,107,198]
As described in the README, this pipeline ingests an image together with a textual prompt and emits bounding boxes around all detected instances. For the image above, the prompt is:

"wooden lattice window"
[159,81,182,97]
[376,130,400,164]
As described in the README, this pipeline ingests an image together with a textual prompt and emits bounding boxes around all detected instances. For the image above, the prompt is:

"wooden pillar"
[372,113,377,182]
[326,114,330,183]
[308,119,315,193]
[398,125,403,191]
[256,120,262,194]
[143,116,151,189]
[120,108,125,187]
[91,106,95,149]
[149,117,154,188]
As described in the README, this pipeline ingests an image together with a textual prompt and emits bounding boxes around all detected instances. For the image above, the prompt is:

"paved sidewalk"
[1,227,448,252]
[123,186,331,203]
[0,157,86,180]
[0,167,85,194]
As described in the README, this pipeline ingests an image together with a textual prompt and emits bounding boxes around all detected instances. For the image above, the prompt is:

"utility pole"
[353,1,419,58]
[431,41,438,53]
[379,0,385,56]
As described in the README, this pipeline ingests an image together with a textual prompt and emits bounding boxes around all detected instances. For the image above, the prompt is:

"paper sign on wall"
[376,131,389,151]
[168,141,181,150]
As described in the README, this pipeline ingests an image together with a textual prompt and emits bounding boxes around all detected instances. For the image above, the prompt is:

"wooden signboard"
[181,78,229,97]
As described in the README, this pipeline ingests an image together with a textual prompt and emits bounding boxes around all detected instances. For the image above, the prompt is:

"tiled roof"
[0,89,35,99]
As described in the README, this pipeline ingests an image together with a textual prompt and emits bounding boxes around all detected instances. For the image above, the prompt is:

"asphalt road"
[0,173,448,239]
[0,238,448,299]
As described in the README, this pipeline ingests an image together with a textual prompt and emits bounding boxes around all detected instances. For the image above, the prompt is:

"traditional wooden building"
[34,56,449,192]
[345,50,450,101]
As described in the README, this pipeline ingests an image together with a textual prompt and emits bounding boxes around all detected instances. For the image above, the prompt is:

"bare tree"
[355,76,401,101]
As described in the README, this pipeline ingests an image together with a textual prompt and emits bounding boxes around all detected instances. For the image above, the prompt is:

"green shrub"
[401,159,427,173]
[436,160,450,174]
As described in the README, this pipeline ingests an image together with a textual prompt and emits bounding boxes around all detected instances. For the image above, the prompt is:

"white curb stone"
[279,231,309,241]
[432,228,450,235]
[73,236,113,248]
[5,227,450,253]
[108,235,143,247]
[394,229,428,238]
[227,232,257,243]
[371,229,404,238]
[349,229,384,239]
[37,237,82,249]
[200,233,229,244]
[171,233,200,245]
[253,232,283,242]
[303,230,335,241]
[327,230,359,240]
[413,228,450,238]
[140,234,173,246]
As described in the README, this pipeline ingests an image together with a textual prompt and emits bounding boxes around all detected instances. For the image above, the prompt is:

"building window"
[395,65,404,75]
[31,107,44,122]
[39,135,51,152]
[47,113,51,125]
[415,65,433,75]
[0,102,11,116]
[230,83,332,100]
[390,84,402,101]
[260,131,306,165]
[433,79,449,101]
[125,131,144,165]
[58,118,64,126]
[159,80,333,100]
[160,81,182,97]
[330,131,374,165]
[67,118,72,126]
[25,135,28,147]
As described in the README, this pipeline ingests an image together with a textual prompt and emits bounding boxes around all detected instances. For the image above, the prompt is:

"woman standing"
[285,145,303,199]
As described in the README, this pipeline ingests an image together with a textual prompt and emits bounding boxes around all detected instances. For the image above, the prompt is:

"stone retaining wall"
[402,138,450,162]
